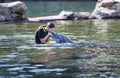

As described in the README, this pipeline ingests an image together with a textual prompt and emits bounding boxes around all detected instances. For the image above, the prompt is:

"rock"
[0,1,27,21]
[59,10,91,20]
[28,15,67,22]
[58,10,74,19]
[73,12,91,20]
[0,5,10,21]
[0,15,5,21]
[92,0,120,19]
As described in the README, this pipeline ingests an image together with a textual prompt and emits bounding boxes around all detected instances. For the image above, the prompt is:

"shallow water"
[0,19,120,78]
[0,1,120,78]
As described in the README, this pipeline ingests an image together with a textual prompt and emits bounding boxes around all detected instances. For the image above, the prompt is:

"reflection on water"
[0,19,120,78]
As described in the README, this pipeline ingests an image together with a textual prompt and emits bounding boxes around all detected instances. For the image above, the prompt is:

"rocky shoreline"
[0,0,120,22]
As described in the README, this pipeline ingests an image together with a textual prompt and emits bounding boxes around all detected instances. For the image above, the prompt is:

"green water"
[0,1,120,78]
[0,19,120,78]
[25,1,96,17]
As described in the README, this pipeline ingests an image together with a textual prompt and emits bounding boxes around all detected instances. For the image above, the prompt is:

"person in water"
[35,22,55,44]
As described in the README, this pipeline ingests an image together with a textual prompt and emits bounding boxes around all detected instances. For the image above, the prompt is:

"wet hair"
[46,22,55,28]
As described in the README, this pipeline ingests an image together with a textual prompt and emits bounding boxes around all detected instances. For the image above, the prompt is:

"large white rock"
[92,0,120,19]
[0,1,27,21]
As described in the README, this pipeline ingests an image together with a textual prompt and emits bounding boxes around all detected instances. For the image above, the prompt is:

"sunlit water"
[0,1,120,78]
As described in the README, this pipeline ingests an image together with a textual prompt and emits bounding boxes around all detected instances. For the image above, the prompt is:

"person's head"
[45,22,55,32]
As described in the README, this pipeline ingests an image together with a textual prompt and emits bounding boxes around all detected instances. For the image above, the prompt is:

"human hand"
[48,33,53,37]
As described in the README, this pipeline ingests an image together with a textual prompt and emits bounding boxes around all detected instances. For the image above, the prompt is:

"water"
[0,1,120,78]
[24,1,96,17]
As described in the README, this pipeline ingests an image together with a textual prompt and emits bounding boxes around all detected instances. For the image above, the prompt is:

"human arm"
[40,33,53,43]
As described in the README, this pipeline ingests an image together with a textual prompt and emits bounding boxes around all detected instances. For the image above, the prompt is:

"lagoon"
[0,1,120,78]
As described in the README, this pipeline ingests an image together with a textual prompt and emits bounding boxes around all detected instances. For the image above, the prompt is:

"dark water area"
[0,1,120,78]
[24,1,96,17]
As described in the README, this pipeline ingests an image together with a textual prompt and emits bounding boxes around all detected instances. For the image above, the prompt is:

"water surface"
[0,1,120,78]
[24,1,96,17]
[0,19,120,78]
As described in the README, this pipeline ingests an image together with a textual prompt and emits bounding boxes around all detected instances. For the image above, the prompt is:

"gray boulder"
[59,10,91,20]
[73,12,91,20]
[0,1,27,21]
[92,0,120,19]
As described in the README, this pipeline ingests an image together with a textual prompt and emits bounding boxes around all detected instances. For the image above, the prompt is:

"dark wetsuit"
[35,27,48,44]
